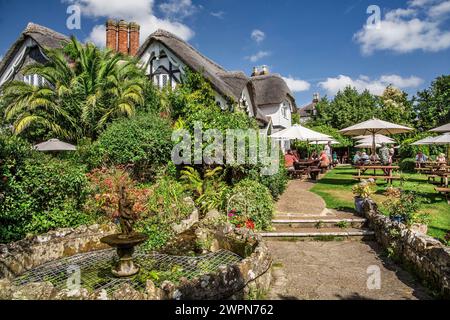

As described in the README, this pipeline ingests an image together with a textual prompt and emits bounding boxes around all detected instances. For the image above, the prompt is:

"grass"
[310,165,450,243]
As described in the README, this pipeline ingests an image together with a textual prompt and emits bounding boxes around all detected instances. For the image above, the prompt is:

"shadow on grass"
[313,178,355,186]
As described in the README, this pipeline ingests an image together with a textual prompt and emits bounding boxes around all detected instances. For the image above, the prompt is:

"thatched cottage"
[0,21,296,135]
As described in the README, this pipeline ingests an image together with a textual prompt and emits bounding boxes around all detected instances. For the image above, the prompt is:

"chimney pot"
[313,93,320,103]
[128,22,140,56]
[106,19,118,51]
[260,65,269,75]
[251,67,259,77]
[117,20,129,55]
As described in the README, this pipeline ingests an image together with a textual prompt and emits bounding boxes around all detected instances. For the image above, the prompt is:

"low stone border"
[0,223,272,300]
[0,224,117,279]
[363,200,450,298]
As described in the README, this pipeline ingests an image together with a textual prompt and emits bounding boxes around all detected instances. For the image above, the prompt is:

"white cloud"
[282,76,311,92]
[251,29,265,43]
[354,0,450,54]
[66,0,195,47]
[245,51,270,63]
[428,0,450,17]
[159,0,199,20]
[210,11,225,19]
[318,74,423,96]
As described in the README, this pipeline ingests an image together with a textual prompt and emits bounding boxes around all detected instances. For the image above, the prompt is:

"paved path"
[267,240,431,300]
[276,180,329,217]
[266,179,432,300]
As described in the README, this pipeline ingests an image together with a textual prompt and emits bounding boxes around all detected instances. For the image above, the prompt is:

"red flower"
[245,220,255,230]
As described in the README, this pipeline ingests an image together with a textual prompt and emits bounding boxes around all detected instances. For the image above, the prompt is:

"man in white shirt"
[324,141,332,169]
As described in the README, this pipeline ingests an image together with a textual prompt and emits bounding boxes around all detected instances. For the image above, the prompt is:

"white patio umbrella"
[340,118,413,156]
[411,136,438,146]
[430,133,450,145]
[430,123,450,133]
[33,139,77,151]
[355,143,381,149]
[309,140,339,145]
[353,134,395,143]
[357,136,395,144]
[270,124,332,142]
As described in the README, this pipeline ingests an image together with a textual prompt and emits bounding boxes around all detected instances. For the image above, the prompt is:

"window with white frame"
[23,74,46,87]
[281,101,290,119]
[153,74,171,89]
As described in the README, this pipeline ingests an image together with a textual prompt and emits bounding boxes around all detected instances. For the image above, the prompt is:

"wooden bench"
[310,169,322,181]
[289,170,306,180]
[435,187,450,203]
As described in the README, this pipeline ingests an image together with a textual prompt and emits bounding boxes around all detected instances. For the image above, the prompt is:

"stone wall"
[363,200,450,298]
[0,223,272,300]
[0,224,117,279]
[145,226,273,300]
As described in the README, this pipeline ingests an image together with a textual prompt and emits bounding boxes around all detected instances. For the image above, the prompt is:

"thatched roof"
[137,29,295,115]
[298,101,317,117]
[250,74,296,109]
[218,71,249,98]
[137,29,239,101]
[0,23,69,79]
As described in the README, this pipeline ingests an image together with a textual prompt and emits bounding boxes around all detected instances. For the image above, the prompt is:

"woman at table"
[284,150,299,172]
[319,150,330,169]
[437,153,446,165]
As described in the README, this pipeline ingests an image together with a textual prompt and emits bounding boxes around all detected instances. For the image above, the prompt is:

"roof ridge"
[150,29,227,73]
[24,22,69,41]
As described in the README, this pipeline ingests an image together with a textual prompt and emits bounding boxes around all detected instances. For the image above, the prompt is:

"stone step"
[260,227,375,241]
[272,218,367,229]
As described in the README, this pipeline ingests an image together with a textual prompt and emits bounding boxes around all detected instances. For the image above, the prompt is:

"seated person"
[310,151,319,161]
[353,151,362,165]
[436,153,446,165]
[370,153,380,163]
[415,151,428,166]
[360,152,370,165]
[318,150,330,168]
[284,150,299,171]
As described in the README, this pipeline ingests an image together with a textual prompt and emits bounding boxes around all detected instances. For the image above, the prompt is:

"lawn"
[310,165,450,243]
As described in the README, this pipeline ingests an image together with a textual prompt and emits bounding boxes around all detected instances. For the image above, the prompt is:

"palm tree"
[2,37,146,141]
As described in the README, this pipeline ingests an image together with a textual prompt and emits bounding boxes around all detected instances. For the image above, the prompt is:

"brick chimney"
[106,19,118,51]
[128,22,140,56]
[312,93,320,103]
[117,20,129,55]
[260,65,269,75]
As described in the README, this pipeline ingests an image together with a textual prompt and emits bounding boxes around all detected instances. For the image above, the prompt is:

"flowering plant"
[85,166,151,219]
[227,209,255,230]
[352,179,375,199]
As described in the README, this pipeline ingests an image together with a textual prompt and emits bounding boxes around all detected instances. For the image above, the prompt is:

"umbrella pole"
[372,132,376,157]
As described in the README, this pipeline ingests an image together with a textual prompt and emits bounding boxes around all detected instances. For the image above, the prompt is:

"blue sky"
[0,0,449,107]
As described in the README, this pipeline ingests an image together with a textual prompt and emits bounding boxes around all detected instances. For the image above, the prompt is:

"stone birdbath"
[101,185,148,277]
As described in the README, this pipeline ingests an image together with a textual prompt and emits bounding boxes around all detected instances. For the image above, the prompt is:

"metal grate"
[13,249,242,294]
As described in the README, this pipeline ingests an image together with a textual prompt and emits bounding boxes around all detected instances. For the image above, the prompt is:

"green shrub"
[146,176,194,222]
[0,154,90,243]
[226,179,274,230]
[259,153,289,200]
[97,112,173,180]
[399,158,417,173]
[136,176,194,251]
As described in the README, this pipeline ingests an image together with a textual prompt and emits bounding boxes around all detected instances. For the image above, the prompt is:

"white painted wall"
[259,101,292,130]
